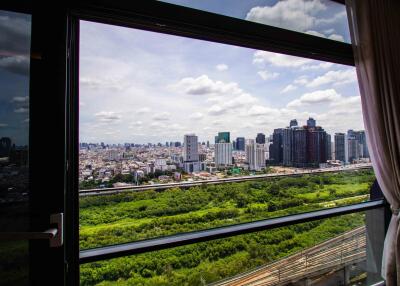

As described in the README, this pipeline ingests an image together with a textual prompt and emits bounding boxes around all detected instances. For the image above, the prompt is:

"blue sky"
[0,11,30,146]
[79,0,363,144]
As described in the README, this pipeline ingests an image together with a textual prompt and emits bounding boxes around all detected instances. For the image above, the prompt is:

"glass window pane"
[80,209,385,285]
[158,0,351,43]
[0,10,31,286]
[79,20,380,250]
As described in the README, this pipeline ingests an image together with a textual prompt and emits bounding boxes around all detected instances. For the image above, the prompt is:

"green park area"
[79,169,375,285]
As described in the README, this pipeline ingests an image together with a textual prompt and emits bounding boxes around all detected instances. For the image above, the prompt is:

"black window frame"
[3,1,389,285]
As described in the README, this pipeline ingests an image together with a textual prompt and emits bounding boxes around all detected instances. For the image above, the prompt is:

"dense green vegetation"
[80,169,375,285]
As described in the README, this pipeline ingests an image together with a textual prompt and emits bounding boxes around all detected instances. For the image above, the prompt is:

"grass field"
[79,169,375,285]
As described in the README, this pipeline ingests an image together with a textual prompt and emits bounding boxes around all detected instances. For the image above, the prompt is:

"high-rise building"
[183,134,199,162]
[216,132,230,143]
[215,142,233,167]
[236,137,245,151]
[256,133,266,144]
[246,139,266,171]
[290,119,298,127]
[335,133,348,163]
[269,128,283,164]
[326,134,332,160]
[307,126,328,167]
[348,138,361,162]
[0,137,12,157]
[352,130,369,158]
[307,117,316,128]
[282,128,294,166]
[232,140,236,150]
[293,128,307,167]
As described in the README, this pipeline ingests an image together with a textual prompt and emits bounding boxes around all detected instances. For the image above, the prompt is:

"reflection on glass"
[79,21,378,250]
[0,9,31,286]
[158,0,351,43]
[80,210,385,285]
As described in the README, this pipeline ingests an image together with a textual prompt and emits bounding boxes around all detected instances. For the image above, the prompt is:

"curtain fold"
[346,0,400,285]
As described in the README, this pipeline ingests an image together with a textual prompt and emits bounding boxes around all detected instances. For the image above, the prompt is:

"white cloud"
[300,62,334,71]
[246,0,326,31]
[14,107,28,113]
[12,96,28,103]
[328,34,345,42]
[254,50,313,68]
[208,105,226,116]
[306,69,357,88]
[80,76,125,90]
[0,123,8,127]
[189,112,204,119]
[305,30,325,37]
[136,107,151,114]
[215,64,228,71]
[305,30,344,42]
[245,0,346,41]
[257,69,279,80]
[152,112,171,121]
[281,84,297,94]
[293,75,309,85]
[94,111,122,123]
[172,75,243,96]
[287,89,342,107]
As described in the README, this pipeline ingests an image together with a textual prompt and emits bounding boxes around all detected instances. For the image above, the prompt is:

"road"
[211,226,366,286]
[79,164,372,197]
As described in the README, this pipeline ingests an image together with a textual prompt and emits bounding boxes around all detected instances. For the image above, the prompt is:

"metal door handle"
[0,213,63,247]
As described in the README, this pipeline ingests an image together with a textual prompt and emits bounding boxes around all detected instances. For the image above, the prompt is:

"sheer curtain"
[346,0,400,285]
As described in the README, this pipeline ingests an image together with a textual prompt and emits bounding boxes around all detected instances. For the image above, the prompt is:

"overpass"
[211,226,366,286]
[79,164,372,197]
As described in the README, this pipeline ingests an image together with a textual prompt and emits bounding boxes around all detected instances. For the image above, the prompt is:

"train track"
[211,226,366,286]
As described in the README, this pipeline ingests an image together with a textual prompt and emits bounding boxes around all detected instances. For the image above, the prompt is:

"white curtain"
[346,1,400,285]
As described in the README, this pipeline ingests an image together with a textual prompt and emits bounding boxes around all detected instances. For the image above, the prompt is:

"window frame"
[64,0,389,284]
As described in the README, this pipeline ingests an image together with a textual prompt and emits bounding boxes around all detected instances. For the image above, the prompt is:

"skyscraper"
[183,134,199,162]
[282,127,294,166]
[290,119,298,127]
[256,133,266,144]
[216,132,230,143]
[293,128,307,167]
[307,117,316,128]
[215,142,233,167]
[269,128,283,164]
[246,139,265,171]
[334,133,348,163]
[236,137,245,151]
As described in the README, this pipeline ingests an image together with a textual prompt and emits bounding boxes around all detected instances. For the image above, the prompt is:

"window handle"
[0,213,63,247]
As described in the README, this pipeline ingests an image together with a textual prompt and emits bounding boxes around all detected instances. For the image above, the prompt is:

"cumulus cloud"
[245,0,346,41]
[152,112,171,121]
[12,96,29,103]
[94,111,122,123]
[281,84,297,94]
[0,13,31,55]
[136,107,151,114]
[80,77,125,90]
[172,75,243,96]
[14,107,29,113]
[208,105,226,116]
[189,112,204,120]
[257,69,279,80]
[215,64,228,71]
[246,0,326,31]
[0,55,29,76]
[305,30,344,42]
[254,50,313,68]
[287,89,342,108]
[306,69,357,88]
